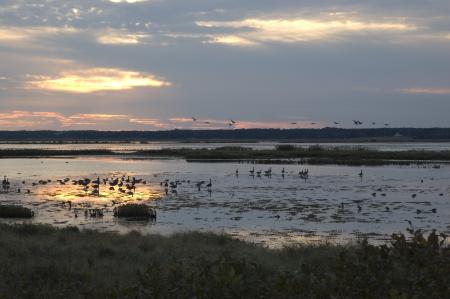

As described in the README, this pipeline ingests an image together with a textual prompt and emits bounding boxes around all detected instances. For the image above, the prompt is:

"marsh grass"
[114,203,156,219]
[0,205,34,218]
[0,224,448,298]
[1,146,449,165]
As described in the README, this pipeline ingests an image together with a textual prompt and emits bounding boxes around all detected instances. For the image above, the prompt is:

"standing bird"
[206,179,212,190]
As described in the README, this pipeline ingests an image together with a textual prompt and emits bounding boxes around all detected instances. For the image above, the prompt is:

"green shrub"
[0,205,34,218]
[113,204,156,219]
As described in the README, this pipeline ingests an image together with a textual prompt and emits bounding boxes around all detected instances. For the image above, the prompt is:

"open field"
[0,223,448,298]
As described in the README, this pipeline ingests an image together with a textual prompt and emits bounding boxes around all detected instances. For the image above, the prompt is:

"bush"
[0,205,34,218]
[276,144,297,151]
[113,204,156,219]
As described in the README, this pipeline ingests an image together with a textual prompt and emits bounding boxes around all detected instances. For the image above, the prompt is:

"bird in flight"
[333,121,339,125]
[291,122,297,125]
[230,119,236,124]
[372,122,376,125]
[191,117,197,121]
[353,120,363,125]
[203,121,210,124]
[384,123,390,126]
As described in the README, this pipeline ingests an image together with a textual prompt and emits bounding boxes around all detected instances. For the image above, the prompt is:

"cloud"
[96,29,150,45]
[129,118,170,128]
[197,17,416,45]
[108,0,149,3]
[26,68,171,93]
[398,87,450,95]
[0,26,78,43]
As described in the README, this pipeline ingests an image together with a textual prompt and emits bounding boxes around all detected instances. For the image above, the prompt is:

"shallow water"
[0,156,449,247]
[1,141,450,152]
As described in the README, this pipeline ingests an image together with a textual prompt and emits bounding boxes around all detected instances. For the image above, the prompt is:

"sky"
[0,0,449,130]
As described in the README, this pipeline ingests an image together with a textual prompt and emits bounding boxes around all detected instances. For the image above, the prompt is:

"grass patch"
[0,224,447,298]
[113,203,156,219]
[0,205,34,218]
[1,146,450,165]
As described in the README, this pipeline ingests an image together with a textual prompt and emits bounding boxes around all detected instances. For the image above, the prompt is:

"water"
[1,141,450,152]
[0,156,449,247]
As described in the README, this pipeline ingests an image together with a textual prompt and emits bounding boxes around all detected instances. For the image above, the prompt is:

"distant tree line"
[0,128,449,142]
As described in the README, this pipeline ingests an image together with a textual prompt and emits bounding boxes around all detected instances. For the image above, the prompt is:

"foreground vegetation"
[0,224,448,298]
[1,145,450,165]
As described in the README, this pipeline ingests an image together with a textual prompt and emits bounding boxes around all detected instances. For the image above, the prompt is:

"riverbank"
[0,224,448,298]
[1,146,450,165]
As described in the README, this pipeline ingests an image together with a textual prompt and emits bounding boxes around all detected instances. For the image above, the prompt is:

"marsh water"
[1,142,449,247]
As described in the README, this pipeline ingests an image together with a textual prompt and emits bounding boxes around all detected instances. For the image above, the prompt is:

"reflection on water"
[0,157,449,247]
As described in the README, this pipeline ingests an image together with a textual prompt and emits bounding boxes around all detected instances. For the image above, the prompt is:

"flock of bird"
[0,165,445,226]
[190,117,390,127]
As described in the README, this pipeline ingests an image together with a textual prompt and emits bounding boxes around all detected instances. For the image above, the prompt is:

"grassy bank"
[1,146,450,165]
[0,224,448,298]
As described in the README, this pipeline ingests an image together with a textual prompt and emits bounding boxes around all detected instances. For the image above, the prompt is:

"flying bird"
[291,122,297,125]
[191,117,197,121]
[203,121,210,124]
[353,120,363,125]
[230,119,236,124]
[333,121,339,125]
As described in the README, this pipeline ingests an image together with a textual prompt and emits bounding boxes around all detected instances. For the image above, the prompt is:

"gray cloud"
[0,0,449,129]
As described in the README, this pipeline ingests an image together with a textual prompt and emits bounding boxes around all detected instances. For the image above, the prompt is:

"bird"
[191,117,197,121]
[291,122,297,125]
[206,179,212,189]
[353,120,363,125]
[358,170,363,177]
[230,119,236,124]
[333,121,339,125]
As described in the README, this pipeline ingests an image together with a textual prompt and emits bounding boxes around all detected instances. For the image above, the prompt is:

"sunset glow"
[27,68,171,93]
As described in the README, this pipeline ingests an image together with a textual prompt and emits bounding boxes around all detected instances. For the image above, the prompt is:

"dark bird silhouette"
[191,117,197,121]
